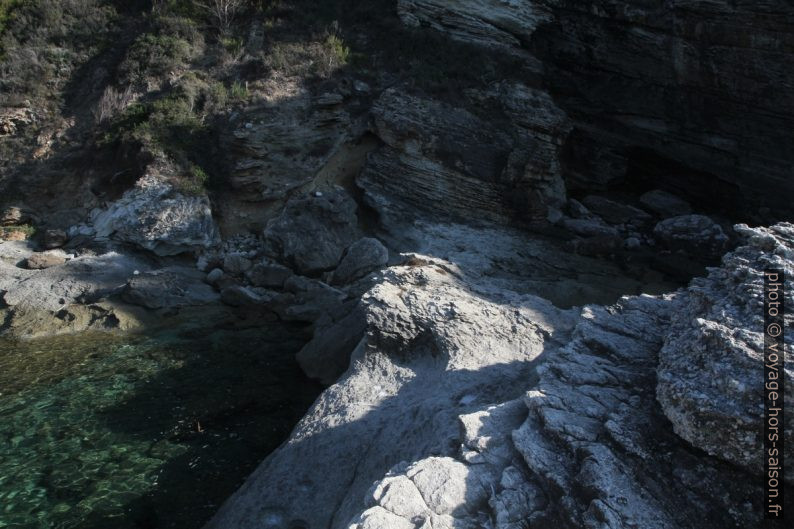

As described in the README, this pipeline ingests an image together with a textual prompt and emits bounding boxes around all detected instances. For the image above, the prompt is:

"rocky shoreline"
[2,1,793,528]
[3,201,792,528]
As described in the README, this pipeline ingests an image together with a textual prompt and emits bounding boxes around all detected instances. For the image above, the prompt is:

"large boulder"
[25,251,67,269]
[42,228,68,249]
[295,303,367,384]
[92,174,219,256]
[657,223,794,478]
[263,190,358,275]
[640,190,692,217]
[330,238,389,285]
[245,261,293,288]
[653,214,730,257]
[222,253,253,276]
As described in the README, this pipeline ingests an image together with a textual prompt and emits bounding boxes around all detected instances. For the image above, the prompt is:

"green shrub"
[0,0,24,36]
[0,224,35,239]
[207,80,228,109]
[175,163,210,195]
[324,34,349,66]
[229,80,247,101]
[121,33,193,83]
[221,36,243,54]
[0,0,118,96]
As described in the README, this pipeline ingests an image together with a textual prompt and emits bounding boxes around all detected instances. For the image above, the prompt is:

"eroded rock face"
[657,223,794,477]
[359,86,571,231]
[361,89,515,227]
[204,227,579,529]
[263,190,359,275]
[398,0,553,50]
[222,83,352,201]
[92,174,219,256]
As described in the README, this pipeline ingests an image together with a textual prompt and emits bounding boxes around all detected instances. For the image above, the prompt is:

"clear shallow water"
[0,325,321,529]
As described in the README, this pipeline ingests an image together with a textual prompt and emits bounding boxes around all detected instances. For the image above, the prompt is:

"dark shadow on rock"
[74,323,323,529]
[205,341,553,529]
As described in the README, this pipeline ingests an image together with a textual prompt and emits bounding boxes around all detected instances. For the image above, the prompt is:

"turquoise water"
[0,325,321,529]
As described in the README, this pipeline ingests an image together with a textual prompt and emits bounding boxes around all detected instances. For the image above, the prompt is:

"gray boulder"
[653,214,730,257]
[25,251,67,269]
[640,189,692,217]
[296,304,367,384]
[263,190,358,275]
[222,253,253,276]
[331,238,389,285]
[246,261,293,288]
[283,281,347,325]
[206,268,224,284]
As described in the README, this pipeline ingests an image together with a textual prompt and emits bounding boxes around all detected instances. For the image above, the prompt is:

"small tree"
[193,0,244,36]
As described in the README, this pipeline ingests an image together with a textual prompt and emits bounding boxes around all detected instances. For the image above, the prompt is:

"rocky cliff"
[1,1,792,528]
[399,0,794,222]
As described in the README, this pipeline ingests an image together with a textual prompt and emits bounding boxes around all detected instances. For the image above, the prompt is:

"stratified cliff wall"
[399,0,794,221]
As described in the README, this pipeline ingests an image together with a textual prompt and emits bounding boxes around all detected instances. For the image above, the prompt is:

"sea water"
[0,325,321,529]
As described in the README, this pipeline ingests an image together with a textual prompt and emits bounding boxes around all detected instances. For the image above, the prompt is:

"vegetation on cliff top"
[0,0,530,199]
